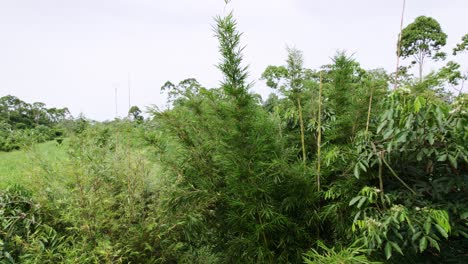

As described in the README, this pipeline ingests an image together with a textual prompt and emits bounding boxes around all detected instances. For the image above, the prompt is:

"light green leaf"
[396,131,408,143]
[428,133,435,145]
[419,236,428,252]
[357,197,367,209]
[437,154,447,162]
[353,211,361,222]
[435,106,445,127]
[358,161,367,172]
[434,224,448,238]
[412,231,422,242]
[377,120,388,134]
[414,97,425,113]
[448,155,457,169]
[383,129,393,140]
[424,218,431,235]
[354,164,360,178]
[349,196,361,206]
[390,241,404,255]
[385,241,392,259]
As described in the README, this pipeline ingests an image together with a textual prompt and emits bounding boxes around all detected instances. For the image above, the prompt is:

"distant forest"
[0,95,70,151]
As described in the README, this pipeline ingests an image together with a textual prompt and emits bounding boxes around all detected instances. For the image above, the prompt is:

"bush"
[0,185,67,263]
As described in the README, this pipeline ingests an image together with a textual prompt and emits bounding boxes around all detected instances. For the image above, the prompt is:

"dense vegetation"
[1,9,467,264]
[0,95,70,151]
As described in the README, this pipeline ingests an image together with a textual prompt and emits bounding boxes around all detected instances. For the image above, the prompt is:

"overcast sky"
[1,0,467,120]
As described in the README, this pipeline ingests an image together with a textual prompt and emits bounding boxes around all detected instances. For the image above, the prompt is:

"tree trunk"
[418,50,424,82]
[419,62,423,82]
[365,86,374,134]
[316,72,323,191]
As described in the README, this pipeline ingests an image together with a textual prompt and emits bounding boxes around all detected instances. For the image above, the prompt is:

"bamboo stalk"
[298,97,306,165]
[365,85,374,134]
[378,151,386,209]
[378,152,384,193]
[316,71,323,191]
[276,106,284,151]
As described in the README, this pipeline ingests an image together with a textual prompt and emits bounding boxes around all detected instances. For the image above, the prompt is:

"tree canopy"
[399,16,447,80]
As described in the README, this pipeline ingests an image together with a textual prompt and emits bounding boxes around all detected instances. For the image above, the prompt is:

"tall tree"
[399,16,447,81]
[128,106,143,122]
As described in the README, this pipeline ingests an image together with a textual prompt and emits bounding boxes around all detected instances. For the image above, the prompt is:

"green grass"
[0,140,68,189]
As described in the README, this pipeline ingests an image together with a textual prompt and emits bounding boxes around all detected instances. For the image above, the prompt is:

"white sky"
[1,0,467,120]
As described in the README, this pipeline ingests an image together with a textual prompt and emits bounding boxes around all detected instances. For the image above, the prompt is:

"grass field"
[0,140,68,189]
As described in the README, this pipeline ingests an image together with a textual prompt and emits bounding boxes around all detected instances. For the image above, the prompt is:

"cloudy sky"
[1,0,467,120]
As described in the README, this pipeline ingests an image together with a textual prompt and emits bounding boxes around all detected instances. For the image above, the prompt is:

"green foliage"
[1,7,467,264]
[0,141,69,190]
[350,187,452,258]
[411,61,465,101]
[151,13,319,263]
[0,121,165,263]
[261,47,314,96]
[303,241,381,264]
[0,95,71,152]
[323,52,382,143]
[0,185,68,263]
[261,47,317,163]
[352,90,467,260]
[57,124,159,263]
[453,33,468,55]
[128,105,144,122]
[0,95,70,130]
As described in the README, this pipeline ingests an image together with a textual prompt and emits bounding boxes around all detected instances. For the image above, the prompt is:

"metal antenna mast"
[128,73,131,115]
[115,86,118,118]
[394,0,406,90]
